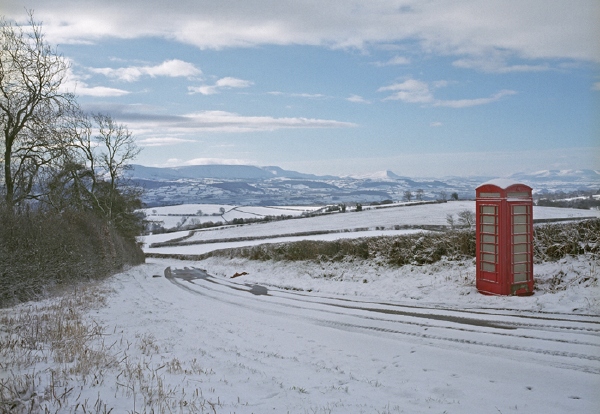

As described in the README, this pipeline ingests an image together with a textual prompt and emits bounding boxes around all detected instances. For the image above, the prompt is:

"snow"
[183,201,475,243]
[144,203,235,216]
[140,229,191,245]
[194,254,600,315]
[4,254,596,413]
[144,229,427,256]
[143,204,324,231]
[3,202,599,413]
[142,201,600,250]
[477,178,525,189]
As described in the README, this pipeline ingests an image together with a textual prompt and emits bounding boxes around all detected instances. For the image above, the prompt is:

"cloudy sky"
[4,1,599,177]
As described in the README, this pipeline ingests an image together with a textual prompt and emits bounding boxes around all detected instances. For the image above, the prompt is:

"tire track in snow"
[165,267,600,374]
[168,266,600,338]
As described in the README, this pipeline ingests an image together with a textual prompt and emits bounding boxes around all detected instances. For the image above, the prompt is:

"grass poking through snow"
[0,282,224,413]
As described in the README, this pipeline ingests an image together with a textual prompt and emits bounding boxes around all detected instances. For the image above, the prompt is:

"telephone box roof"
[476,178,530,190]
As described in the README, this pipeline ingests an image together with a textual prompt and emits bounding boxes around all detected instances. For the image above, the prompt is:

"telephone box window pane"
[482,225,496,233]
[513,215,528,224]
[514,253,528,263]
[514,273,528,282]
[482,206,496,214]
[482,215,496,224]
[479,192,501,198]
[482,243,496,253]
[482,234,496,243]
[507,192,529,198]
[482,262,496,272]
[513,244,529,253]
[513,224,528,234]
[513,205,528,214]
[482,253,496,262]
[513,235,528,244]
[514,263,528,273]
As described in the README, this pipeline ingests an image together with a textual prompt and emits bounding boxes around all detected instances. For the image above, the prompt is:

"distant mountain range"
[127,164,599,207]
[130,164,599,183]
[128,164,338,181]
[508,169,600,182]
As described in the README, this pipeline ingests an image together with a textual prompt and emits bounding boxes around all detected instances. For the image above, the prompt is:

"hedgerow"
[0,206,145,307]
[533,218,599,261]
[200,227,476,265]
[199,219,599,265]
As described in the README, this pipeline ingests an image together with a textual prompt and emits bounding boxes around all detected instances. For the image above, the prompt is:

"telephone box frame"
[475,179,534,296]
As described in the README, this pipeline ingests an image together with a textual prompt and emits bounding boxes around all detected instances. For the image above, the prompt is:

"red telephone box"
[476,179,534,296]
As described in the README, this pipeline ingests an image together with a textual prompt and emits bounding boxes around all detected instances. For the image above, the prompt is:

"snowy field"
[2,202,599,413]
[143,204,325,230]
[145,229,427,256]
[142,201,600,256]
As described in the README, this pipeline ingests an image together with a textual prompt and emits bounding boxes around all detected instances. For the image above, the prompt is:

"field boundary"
[148,224,446,248]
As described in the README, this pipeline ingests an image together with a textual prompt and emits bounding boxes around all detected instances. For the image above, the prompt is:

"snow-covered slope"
[3,254,597,413]
[142,201,600,255]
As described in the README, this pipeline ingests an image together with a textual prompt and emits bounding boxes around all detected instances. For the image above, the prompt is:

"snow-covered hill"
[141,201,600,255]
[129,164,337,181]
[127,164,600,207]
[509,169,600,182]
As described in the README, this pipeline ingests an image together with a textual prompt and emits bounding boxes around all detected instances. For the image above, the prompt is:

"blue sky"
[4,1,599,177]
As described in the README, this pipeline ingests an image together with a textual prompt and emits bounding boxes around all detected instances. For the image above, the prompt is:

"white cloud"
[114,109,358,135]
[183,158,252,166]
[216,77,252,88]
[347,94,370,104]
[90,59,202,82]
[5,1,598,63]
[593,82,600,91]
[189,77,253,95]
[379,78,516,108]
[74,84,130,97]
[291,93,325,98]
[176,111,356,132]
[433,89,517,108]
[61,66,130,96]
[378,79,434,103]
[160,157,254,167]
[452,56,550,73]
[430,121,443,127]
[373,55,411,67]
[136,137,195,147]
[268,91,326,99]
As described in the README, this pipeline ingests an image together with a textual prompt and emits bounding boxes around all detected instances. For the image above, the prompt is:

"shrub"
[534,219,599,261]
[0,206,145,307]
[199,219,598,266]
[202,229,475,265]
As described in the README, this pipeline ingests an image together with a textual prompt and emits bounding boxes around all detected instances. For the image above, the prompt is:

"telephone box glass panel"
[511,204,531,284]
[479,205,498,276]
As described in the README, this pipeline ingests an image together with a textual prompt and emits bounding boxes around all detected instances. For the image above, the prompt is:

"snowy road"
[126,264,600,413]
[166,267,600,375]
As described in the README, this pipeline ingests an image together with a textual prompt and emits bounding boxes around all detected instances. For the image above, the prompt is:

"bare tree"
[0,13,77,208]
[403,190,413,201]
[416,189,424,201]
[457,209,475,228]
[68,113,140,220]
[42,110,142,236]
[93,114,140,191]
[446,213,455,229]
